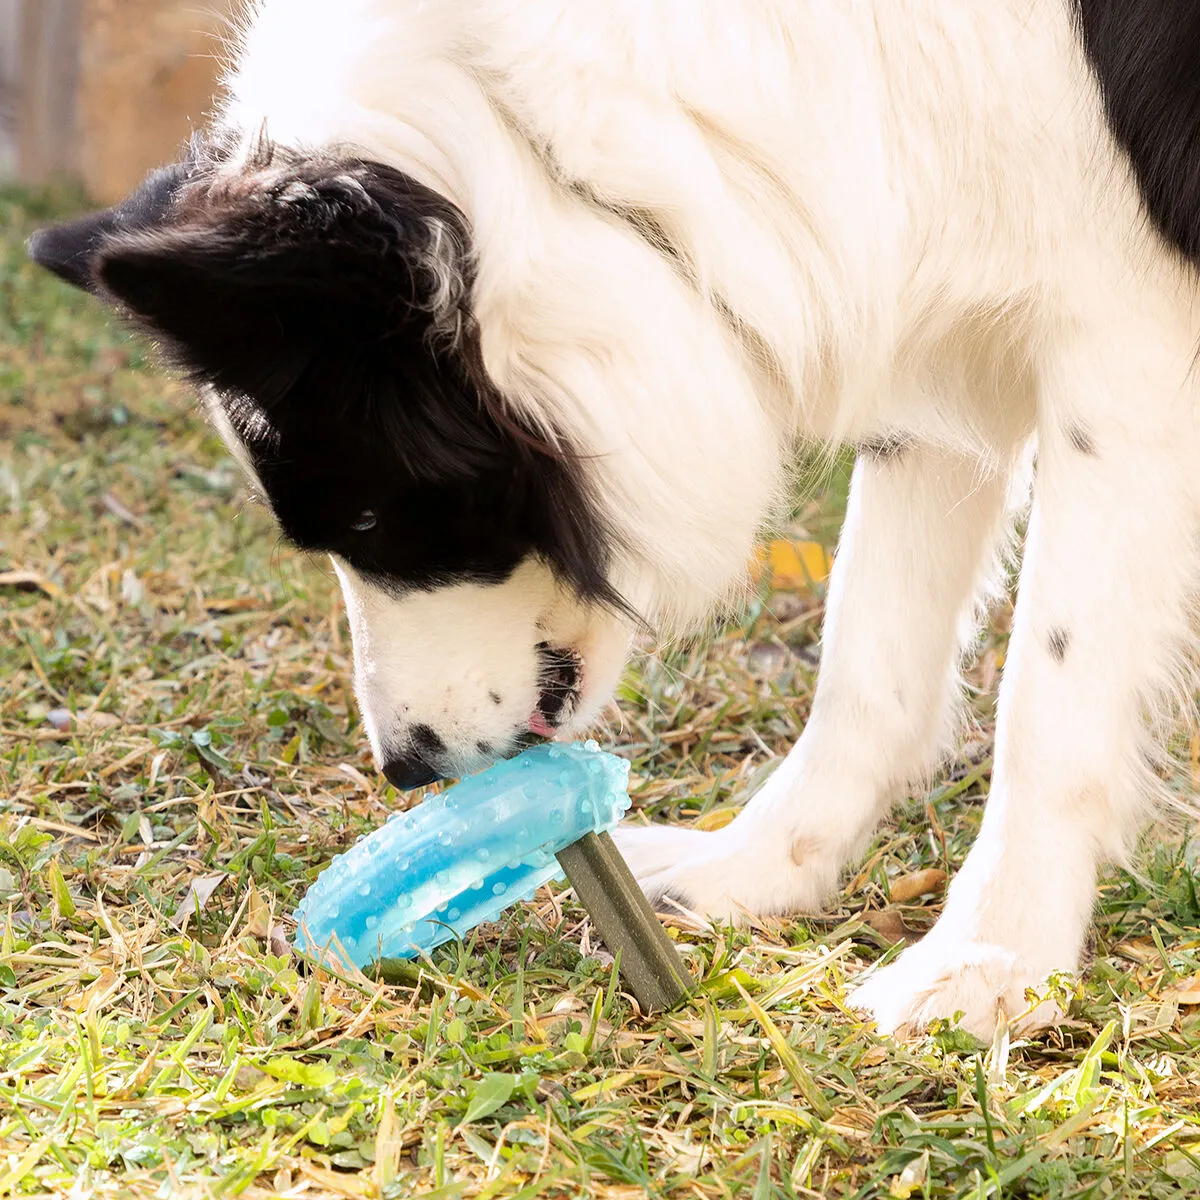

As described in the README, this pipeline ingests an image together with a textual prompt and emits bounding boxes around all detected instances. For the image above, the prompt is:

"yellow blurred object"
[751,539,832,591]
[888,868,948,905]
[695,807,738,832]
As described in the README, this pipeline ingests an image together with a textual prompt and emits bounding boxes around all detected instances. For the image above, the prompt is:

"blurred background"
[1,0,238,203]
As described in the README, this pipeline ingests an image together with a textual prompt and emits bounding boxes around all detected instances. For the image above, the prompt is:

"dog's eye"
[350,510,377,532]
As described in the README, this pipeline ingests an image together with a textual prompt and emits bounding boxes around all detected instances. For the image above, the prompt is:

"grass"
[3,185,1200,1200]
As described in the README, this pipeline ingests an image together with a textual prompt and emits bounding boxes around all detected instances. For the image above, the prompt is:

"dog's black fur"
[1076,0,1200,261]
[28,144,622,608]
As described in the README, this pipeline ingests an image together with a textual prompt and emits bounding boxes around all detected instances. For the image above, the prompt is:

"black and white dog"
[29,1,1200,1037]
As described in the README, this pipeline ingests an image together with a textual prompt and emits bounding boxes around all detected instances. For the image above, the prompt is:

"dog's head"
[29,142,637,787]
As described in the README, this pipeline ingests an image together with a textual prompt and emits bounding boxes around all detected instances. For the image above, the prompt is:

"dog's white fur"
[215,0,1200,1036]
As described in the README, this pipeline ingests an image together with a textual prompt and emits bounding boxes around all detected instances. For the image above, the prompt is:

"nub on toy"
[293,741,690,1012]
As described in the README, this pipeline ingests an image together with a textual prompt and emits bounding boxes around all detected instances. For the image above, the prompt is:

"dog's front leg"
[615,440,1016,921]
[854,320,1200,1037]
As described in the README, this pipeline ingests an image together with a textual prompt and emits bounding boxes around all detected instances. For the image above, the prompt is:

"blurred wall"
[79,0,235,203]
[2,0,239,204]
[0,0,19,177]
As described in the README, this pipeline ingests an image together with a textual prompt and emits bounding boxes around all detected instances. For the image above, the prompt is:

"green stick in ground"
[555,830,692,1013]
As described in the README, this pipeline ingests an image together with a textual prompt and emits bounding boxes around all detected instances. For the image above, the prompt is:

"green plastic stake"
[556,831,692,1013]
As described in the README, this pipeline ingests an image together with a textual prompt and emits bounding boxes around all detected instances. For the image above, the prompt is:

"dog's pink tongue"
[528,711,555,738]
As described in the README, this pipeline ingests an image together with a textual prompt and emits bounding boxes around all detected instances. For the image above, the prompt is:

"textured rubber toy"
[293,741,631,968]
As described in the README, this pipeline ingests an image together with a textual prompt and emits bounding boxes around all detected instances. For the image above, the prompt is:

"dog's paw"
[610,820,839,921]
[850,936,1065,1039]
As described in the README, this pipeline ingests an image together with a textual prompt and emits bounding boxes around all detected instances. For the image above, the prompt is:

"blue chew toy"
[293,741,691,1012]
[294,742,627,963]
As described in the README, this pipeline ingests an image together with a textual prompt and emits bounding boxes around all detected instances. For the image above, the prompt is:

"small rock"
[795,644,821,670]
[45,708,121,731]
[46,708,72,731]
[269,924,292,959]
[768,593,807,622]
[747,641,788,680]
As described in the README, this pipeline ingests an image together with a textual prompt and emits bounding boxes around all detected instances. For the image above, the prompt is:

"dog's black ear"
[26,163,193,294]
[95,230,265,349]
[27,211,122,292]
[86,224,317,402]
[83,160,470,402]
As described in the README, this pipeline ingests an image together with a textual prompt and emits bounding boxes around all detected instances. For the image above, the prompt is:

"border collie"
[28,1,1200,1037]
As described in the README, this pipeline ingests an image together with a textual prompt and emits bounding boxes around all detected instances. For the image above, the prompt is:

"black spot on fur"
[1047,627,1071,663]
[488,690,503,706]
[858,433,910,463]
[27,140,629,611]
[1076,1,1200,260]
[1066,422,1097,456]
[535,643,580,726]
[475,740,493,757]
[410,723,445,760]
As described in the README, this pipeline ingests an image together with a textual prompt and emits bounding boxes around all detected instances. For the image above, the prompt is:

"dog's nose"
[381,724,446,790]
[381,753,441,790]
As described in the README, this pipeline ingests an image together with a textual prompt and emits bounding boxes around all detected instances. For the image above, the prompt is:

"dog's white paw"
[850,935,1065,1039]
[610,819,839,921]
